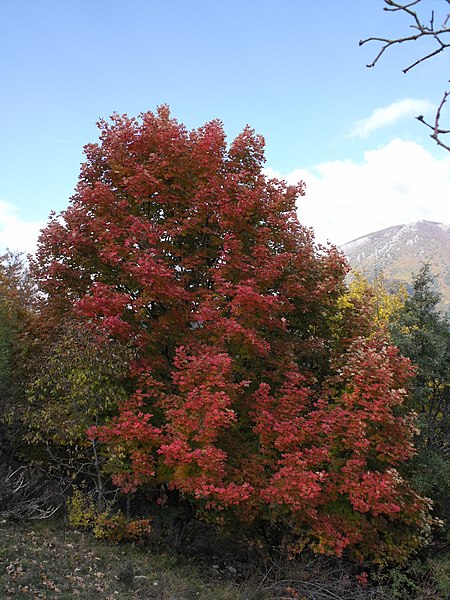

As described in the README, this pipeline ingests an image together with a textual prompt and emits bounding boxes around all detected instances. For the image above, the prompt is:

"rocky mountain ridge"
[341,220,450,312]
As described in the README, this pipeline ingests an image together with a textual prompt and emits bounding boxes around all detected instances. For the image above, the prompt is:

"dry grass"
[1,517,448,599]
[0,518,265,599]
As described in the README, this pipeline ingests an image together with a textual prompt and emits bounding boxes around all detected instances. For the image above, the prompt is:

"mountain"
[341,220,450,312]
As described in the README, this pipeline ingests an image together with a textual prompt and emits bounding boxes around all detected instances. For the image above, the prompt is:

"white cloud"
[348,99,435,138]
[0,200,45,256]
[265,138,450,246]
[5,138,450,257]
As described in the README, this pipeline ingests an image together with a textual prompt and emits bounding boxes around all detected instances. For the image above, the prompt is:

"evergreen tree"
[390,263,450,541]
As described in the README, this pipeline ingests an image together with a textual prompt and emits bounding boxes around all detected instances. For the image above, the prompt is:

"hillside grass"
[1,516,449,599]
[0,517,266,599]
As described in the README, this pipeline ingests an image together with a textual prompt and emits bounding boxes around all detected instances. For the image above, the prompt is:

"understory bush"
[66,486,152,543]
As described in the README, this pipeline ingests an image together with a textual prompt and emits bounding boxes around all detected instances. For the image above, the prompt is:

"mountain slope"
[341,220,450,311]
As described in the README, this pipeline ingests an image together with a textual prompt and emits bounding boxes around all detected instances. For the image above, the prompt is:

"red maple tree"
[33,106,430,562]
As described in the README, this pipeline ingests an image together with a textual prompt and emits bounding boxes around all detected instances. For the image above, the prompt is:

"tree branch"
[360,0,450,150]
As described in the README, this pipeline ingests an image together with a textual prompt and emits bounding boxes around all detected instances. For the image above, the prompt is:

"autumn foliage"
[32,107,430,562]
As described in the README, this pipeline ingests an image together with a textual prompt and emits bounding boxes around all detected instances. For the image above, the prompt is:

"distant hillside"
[341,220,450,312]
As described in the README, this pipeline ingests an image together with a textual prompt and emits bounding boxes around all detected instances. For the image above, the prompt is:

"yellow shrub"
[66,487,97,529]
[66,487,152,543]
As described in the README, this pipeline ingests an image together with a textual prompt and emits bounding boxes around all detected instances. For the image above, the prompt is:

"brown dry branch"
[360,0,450,150]
[0,465,63,520]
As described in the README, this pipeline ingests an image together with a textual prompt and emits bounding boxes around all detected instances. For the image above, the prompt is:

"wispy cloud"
[0,200,45,256]
[348,99,435,138]
[266,139,450,246]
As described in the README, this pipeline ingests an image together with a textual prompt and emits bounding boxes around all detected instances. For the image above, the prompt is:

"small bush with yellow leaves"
[66,487,152,543]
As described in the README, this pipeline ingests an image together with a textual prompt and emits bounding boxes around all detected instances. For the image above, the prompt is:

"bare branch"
[431,91,450,150]
[383,0,421,13]
[434,90,450,133]
[403,43,449,72]
[0,466,64,520]
[361,0,450,150]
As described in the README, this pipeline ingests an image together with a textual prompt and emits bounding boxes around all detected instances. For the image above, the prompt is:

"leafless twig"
[360,0,450,150]
[0,466,63,520]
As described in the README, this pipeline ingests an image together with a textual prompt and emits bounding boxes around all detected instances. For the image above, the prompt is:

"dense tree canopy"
[0,252,37,458]
[390,264,450,538]
[31,106,431,562]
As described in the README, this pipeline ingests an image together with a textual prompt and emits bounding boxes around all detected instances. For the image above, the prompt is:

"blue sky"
[1,0,450,253]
